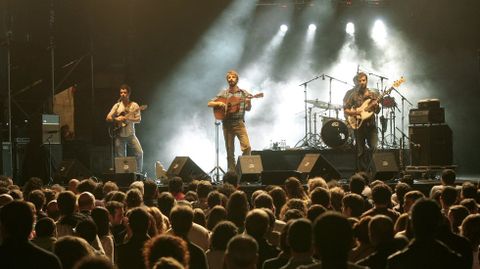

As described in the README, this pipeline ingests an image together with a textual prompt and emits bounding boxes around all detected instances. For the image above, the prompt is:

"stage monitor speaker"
[42,114,61,144]
[237,155,263,183]
[409,124,452,166]
[297,153,342,181]
[372,152,400,180]
[166,156,208,182]
[54,159,92,184]
[261,170,302,186]
[115,157,137,174]
[102,172,142,188]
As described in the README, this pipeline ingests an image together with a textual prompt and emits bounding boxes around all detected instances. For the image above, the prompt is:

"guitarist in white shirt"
[343,72,380,174]
[106,84,144,173]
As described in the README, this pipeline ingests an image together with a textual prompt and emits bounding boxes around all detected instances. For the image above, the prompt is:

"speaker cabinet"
[115,157,137,173]
[236,155,263,182]
[166,156,208,182]
[54,159,92,184]
[261,170,302,186]
[372,151,399,180]
[297,153,342,181]
[409,124,452,166]
[102,172,142,188]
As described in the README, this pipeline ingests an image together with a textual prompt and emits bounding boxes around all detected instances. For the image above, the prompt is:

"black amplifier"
[409,108,445,124]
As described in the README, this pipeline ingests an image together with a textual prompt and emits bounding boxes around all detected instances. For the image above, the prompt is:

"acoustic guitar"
[347,77,405,129]
[213,93,264,120]
[111,104,148,134]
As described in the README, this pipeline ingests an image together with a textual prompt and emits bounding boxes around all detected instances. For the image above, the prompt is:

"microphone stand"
[209,120,225,184]
[395,127,420,171]
[392,87,413,145]
[295,74,323,148]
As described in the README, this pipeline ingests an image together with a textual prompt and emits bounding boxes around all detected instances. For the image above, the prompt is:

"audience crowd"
[0,168,479,269]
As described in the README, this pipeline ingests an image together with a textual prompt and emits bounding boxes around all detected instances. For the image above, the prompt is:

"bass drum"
[321,119,350,148]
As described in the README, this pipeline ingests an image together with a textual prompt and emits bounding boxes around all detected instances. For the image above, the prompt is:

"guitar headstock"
[139,105,148,110]
[254,93,264,98]
[393,76,406,88]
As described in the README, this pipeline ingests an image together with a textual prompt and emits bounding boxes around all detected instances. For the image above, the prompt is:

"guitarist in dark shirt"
[106,84,144,173]
[343,72,380,174]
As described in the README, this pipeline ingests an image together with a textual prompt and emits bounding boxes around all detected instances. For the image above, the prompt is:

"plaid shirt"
[343,87,379,126]
[214,88,251,123]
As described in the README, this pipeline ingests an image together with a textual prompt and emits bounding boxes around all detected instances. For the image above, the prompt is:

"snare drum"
[321,119,350,148]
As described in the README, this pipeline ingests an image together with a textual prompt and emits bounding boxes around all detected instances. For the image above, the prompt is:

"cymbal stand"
[209,120,225,183]
[295,75,323,148]
[322,74,351,118]
[393,87,413,146]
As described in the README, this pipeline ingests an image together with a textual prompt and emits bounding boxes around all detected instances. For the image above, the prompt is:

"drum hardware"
[296,75,325,148]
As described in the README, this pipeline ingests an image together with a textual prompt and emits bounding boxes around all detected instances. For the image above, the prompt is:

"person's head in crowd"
[143,234,190,269]
[170,205,194,239]
[75,219,98,245]
[91,207,110,237]
[105,200,124,226]
[225,234,258,269]
[342,193,365,218]
[127,207,151,237]
[218,183,237,198]
[0,186,8,195]
[245,209,270,240]
[23,177,43,198]
[307,177,329,194]
[152,257,185,269]
[0,175,13,186]
[207,190,223,209]
[29,190,47,210]
[349,174,366,195]
[207,205,227,230]
[329,186,345,212]
[441,169,456,185]
[57,191,77,216]
[280,198,307,219]
[313,212,353,263]
[227,190,249,230]
[440,186,458,211]
[72,255,115,269]
[157,191,176,217]
[253,193,274,212]
[261,208,276,233]
[51,184,66,194]
[283,208,305,222]
[9,188,23,200]
[43,188,57,204]
[411,198,443,240]
[54,236,95,269]
[46,199,60,221]
[126,188,143,209]
[394,182,411,207]
[268,186,287,219]
[288,218,313,255]
[460,198,478,214]
[369,215,394,246]
[186,180,199,193]
[448,205,469,234]
[148,206,167,234]
[250,190,266,205]
[357,171,371,185]
[77,179,97,194]
[78,192,96,212]
[102,181,119,197]
[394,213,409,234]
[0,201,34,240]
[210,220,239,251]
[168,177,184,196]
[193,208,206,227]
[196,180,212,200]
[403,190,425,213]
[93,182,105,201]
[353,215,372,247]
[68,179,80,194]
[110,191,127,204]
[371,183,392,207]
[223,170,239,187]
[130,181,145,195]
[461,181,477,200]
[307,204,327,223]
[461,214,480,249]
[0,193,13,207]
[310,187,331,208]
[284,177,308,201]
[184,191,198,203]
[35,217,56,238]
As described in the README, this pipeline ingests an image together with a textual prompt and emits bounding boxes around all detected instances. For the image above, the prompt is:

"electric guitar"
[213,93,264,120]
[111,104,148,134]
[347,77,405,129]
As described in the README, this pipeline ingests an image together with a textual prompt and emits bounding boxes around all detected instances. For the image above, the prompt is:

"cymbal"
[305,99,343,110]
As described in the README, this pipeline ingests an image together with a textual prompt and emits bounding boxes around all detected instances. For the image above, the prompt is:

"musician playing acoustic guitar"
[208,70,253,172]
[343,72,380,174]
[106,84,144,173]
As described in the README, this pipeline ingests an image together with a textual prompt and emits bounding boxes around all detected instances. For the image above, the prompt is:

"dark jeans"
[354,123,378,174]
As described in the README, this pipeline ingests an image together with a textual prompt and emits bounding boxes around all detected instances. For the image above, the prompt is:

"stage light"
[308,24,317,31]
[280,24,288,33]
[346,22,355,36]
[371,19,387,45]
